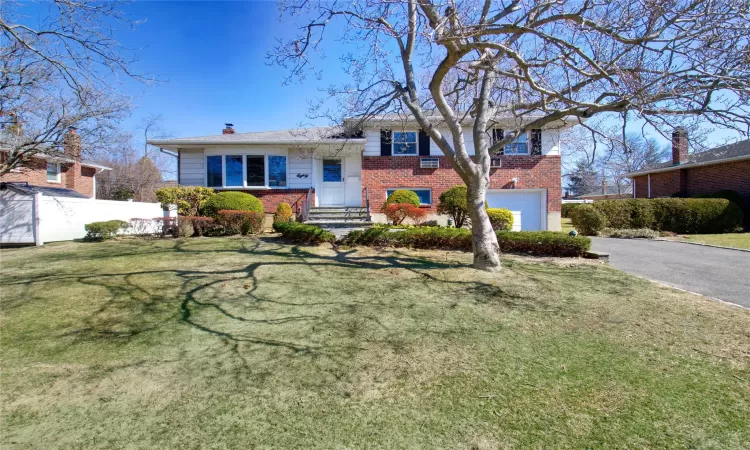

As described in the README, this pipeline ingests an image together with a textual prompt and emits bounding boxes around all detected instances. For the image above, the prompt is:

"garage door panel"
[486,190,543,231]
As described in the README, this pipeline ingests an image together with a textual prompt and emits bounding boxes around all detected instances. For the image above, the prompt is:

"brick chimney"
[63,127,82,191]
[222,123,235,134]
[672,127,688,165]
[601,179,608,194]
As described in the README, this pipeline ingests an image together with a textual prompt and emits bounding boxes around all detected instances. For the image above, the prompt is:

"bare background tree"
[95,114,176,202]
[0,0,147,174]
[270,0,750,271]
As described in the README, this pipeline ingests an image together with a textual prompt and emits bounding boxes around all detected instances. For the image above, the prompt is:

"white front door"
[320,159,345,206]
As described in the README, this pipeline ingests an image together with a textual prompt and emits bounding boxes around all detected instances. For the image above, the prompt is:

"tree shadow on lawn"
[1,237,557,383]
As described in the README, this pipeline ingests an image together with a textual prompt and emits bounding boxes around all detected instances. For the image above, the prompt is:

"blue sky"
[117,1,351,139]
[22,1,741,151]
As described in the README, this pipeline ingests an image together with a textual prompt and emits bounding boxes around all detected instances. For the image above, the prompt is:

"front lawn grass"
[1,237,748,448]
[682,232,750,250]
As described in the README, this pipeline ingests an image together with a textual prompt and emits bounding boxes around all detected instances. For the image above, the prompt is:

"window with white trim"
[392,131,418,155]
[386,188,431,206]
[505,133,528,155]
[205,154,287,188]
[46,163,61,183]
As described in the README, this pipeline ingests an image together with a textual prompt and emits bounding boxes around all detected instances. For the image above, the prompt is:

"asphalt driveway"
[591,237,750,308]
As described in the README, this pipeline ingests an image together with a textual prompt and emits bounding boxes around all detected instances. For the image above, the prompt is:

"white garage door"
[486,190,544,231]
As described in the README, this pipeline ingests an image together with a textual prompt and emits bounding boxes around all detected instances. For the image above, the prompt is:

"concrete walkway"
[591,237,750,308]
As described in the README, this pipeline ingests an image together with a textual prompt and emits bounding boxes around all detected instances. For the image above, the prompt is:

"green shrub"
[202,191,264,218]
[590,198,743,233]
[570,205,607,235]
[341,226,591,257]
[383,190,420,208]
[84,220,128,240]
[437,185,470,228]
[599,228,660,239]
[487,208,514,231]
[649,198,743,234]
[592,199,654,229]
[273,222,336,244]
[692,190,745,209]
[155,186,215,216]
[180,216,215,237]
[496,231,591,257]
[274,203,293,223]
[216,210,264,235]
[561,203,585,218]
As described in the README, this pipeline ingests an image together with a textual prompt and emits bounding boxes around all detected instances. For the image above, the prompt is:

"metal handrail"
[301,187,312,222]
[364,187,371,221]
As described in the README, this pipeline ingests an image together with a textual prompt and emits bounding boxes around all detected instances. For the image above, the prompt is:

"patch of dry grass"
[1,237,748,448]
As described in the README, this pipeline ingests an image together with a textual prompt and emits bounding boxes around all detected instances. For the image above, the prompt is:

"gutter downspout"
[647,174,651,198]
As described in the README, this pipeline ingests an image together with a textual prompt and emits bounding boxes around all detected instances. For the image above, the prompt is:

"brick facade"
[223,189,311,214]
[0,157,96,198]
[361,155,562,213]
[633,160,750,208]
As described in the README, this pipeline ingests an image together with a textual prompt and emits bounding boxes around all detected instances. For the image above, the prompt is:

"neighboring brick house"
[149,115,570,230]
[625,129,750,210]
[0,129,111,198]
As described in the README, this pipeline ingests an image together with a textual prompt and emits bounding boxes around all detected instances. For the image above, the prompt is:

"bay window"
[205,154,287,188]
[246,156,265,186]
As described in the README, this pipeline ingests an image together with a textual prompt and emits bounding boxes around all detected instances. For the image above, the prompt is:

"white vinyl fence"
[0,190,166,245]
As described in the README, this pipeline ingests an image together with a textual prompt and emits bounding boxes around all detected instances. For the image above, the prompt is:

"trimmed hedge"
[341,226,590,257]
[383,190,420,208]
[589,198,743,234]
[84,220,129,240]
[570,205,607,236]
[202,191,264,218]
[437,185,470,228]
[487,208,514,231]
[274,203,293,223]
[273,222,336,244]
[561,203,585,218]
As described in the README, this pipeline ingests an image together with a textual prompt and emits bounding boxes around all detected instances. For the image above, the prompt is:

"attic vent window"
[420,157,439,169]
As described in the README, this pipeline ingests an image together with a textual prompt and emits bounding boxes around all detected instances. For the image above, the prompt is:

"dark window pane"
[246,156,265,186]
[505,133,528,154]
[268,155,287,187]
[323,159,341,182]
[393,132,417,155]
[225,155,243,186]
[206,156,223,187]
[415,190,431,205]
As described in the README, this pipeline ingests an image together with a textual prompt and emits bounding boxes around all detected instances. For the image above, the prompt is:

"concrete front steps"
[305,207,374,229]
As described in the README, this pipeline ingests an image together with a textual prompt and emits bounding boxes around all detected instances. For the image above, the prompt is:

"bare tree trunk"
[466,179,501,271]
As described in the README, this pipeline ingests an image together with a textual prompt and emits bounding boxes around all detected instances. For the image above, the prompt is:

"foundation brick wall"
[361,155,562,212]
[222,189,312,214]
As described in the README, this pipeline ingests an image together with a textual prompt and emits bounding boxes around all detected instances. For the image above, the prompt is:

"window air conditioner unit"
[420,157,439,169]
[490,156,502,168]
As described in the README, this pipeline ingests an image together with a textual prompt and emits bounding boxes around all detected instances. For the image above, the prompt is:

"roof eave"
[623,153,750,178]
[147,138,367,151]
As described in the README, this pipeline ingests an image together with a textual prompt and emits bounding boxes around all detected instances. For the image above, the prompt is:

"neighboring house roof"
[624,139,750,177]
[0,182,90,198]
[0,149,111,171]
[148,126,366,150]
